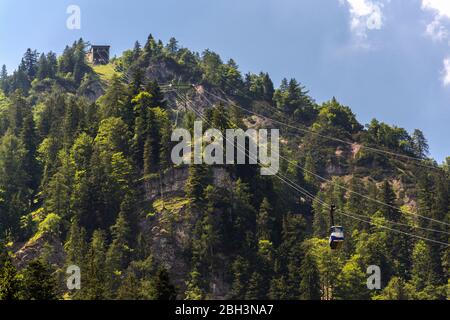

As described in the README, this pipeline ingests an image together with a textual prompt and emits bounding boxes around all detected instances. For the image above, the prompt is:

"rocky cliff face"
[14,233,66,270]
[143,167,231,202]
[141,166,233,298]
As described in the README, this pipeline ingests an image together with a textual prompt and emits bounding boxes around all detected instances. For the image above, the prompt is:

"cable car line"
[196,87,450,229]
[173,89,450,247]
[212,76,442,170]
[171,89,450,246]
[203,84,441,172]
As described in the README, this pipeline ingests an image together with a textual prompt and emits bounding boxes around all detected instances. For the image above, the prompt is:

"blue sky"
[0,0,449,162]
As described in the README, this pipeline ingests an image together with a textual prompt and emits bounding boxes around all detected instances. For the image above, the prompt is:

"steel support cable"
[171,89,450,246]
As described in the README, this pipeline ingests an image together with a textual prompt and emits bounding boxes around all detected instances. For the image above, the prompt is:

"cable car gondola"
[329,205,345,250]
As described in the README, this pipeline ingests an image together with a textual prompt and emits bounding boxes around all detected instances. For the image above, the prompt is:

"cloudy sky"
[0,0,449,162]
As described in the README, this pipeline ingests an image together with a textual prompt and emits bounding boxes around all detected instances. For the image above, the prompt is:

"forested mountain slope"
[0,36,449,300]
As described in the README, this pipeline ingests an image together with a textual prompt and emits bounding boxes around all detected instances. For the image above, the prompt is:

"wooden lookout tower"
[86,45,110,65]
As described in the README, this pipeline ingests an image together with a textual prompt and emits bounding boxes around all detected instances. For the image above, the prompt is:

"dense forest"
[0,35,449,300]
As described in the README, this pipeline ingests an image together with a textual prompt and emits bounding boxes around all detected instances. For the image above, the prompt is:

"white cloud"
[422,0,450,41]
[442,57,450,86]
[341,0,385,39]
[421,1,450,86]
[426,16,449,41]
[422,0,450,18]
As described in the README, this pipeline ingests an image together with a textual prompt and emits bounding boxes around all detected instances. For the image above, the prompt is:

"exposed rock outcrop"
[141,166,233,298]
[14,232,66,270]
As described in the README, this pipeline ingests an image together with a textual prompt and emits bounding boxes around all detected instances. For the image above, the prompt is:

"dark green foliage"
[0,36,448,302]
[0,255,22,300]
[230,256,251,299]
[0,130,29,239]
[81,230,108,300]
[21,260,57,300]
[299,252,321,300]
[117,271,141,300]
[152,268,177,300]
[0,65,9,94]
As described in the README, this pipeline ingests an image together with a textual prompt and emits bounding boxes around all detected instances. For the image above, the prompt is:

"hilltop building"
[86,45,110,65]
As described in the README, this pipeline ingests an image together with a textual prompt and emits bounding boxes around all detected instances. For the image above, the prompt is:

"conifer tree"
[64,217,87,266]
[257,198,273,242]
[117,271,141,300]
[299,252,321,300]
[106,212,132,274]
[184,269,205,300]
[0,65,9,94]
[20,112,39,191]
[152,268,177,300]
[245,272,265,300]
[0,130,29,239]
[21,260,57,300]
[229,256,250,299]
[411,240,436,291]
[132,41,142,61]
[83,230,108,300]
[0,257,22,300]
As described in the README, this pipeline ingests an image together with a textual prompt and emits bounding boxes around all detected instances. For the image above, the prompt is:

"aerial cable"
[203,84,441,171]
[172,89,450,246]
[197,87,450,228]
[215,76,440,169]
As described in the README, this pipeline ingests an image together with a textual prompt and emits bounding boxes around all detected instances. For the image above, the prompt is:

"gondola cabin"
[329,226,344,250]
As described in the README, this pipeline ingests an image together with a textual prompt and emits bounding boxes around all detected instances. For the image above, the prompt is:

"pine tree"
[11,66,30,93]
[21,260,57,300]
[83,230,108,300]
[0,130,29,239]
[231,180,257,252]
[257,198,273,241]
[98,75,132,125]
[412,129,429,158]
[144,34,156,55]
[0,65,9,94]
[379,181,397,222]
[64,217,87,266]
[268,276,289,300]
[186,165,211,206]
[335,258,369,300]
[411,241,435,291]
[379,180,411,278]
[229,256,250,299]
[245,272,265,300]
[36,53,49,80]
[299,252,321,300]
[106,212,132,273]
[21,49,39,79]
[166,37,179,55]
[46,52,58,79]
[191,185,222,278]
[20,112,39,191]
[0,257,22,300]
[8,90,28,135]
[374,277,413,300]
[184,269,205,300]
[132,41,142,61]
[117,271,141,300]
[45,150,74,218]
[152,268,177,300]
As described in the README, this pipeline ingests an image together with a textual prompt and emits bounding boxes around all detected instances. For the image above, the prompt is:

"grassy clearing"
[92,63,121,82]
[153,197,190,214]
